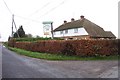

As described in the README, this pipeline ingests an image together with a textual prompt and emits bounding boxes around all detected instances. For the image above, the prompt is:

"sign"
[43,21,53,36]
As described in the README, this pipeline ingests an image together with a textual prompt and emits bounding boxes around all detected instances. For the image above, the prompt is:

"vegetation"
[25,34,33,38]
[8,47,119,61]
[13,25,25,38]
[6,39,119,60]
[13,37,63,42]
[8,39,118,56]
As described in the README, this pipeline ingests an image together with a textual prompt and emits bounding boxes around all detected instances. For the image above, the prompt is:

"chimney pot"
[64,20,67,24]
[71,18,75,22]
[80,15,84,19]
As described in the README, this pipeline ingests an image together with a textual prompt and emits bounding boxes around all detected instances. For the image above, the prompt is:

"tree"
[18,25,25,37]
[36,35,40,38]
[13,32,18,38]
[25,34,33,38]
[13,25,25,38]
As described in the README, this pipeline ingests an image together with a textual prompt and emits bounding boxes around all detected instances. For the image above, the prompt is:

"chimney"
[80,15,84,19]
[71,18,75,22]
[64,20,67,24]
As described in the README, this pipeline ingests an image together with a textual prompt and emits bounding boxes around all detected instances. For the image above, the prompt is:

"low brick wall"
[8,39,118,56]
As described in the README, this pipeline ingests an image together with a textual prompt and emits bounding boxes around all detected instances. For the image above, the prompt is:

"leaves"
[8,39,118,56]
[13,25,25,38]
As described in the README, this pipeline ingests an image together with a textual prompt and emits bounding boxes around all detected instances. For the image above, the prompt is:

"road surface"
[0,43,2,79]
[1,44,118,78]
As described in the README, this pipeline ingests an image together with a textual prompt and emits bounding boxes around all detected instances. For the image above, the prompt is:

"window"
[60,31,63,34]
[54,32,56,35]
[74,28,78,33]
[65,30,68,34]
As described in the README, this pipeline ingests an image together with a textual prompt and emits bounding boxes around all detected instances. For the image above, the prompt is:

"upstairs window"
[74,28,78,33]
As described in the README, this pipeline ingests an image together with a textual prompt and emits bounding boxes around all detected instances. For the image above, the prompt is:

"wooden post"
[12,15,14,37]
[12,14,20,38]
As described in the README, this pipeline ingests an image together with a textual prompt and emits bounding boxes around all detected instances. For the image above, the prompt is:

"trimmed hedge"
[8,39,118,56]
[13,37,63,42]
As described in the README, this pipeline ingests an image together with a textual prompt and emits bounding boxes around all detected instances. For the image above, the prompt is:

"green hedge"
[13,37,63,42]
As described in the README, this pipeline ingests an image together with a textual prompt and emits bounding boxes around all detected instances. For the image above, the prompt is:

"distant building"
[53,15,116,40]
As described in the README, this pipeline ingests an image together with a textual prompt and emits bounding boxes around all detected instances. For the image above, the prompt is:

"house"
[53,15,116,40]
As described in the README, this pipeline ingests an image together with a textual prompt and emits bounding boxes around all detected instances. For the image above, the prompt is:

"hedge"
[8,39,118,56]
[13,37,63,42]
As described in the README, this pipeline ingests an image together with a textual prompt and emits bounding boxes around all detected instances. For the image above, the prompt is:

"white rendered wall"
[54,27,88,37]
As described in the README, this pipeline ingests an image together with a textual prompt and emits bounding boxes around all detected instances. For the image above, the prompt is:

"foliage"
[13,25,25,38]
[13,37,63,42]
[25,34,33,38]
[8,39,118,57]
[3,42,8,47]
[62,43,76,56]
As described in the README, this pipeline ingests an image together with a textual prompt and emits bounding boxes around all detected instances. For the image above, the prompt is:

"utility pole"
[12,14,20,38]
[51,22,54,39]
[11,15,14,37]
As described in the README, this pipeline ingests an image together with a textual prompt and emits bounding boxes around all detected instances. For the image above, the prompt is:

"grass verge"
[8,47,119,61]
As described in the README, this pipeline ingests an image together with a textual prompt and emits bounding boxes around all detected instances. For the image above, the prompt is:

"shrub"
[62,42,76,56]
[8,39,118,56]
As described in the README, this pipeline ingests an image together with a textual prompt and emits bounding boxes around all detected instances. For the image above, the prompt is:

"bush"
[8,39,118,56]
[62,42,76,56]
[13,37,63,42]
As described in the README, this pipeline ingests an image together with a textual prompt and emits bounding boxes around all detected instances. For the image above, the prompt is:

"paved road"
[0,43,2,79]
[2,44,118,78]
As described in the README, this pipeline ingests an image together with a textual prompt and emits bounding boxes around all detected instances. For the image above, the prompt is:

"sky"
[0,0,119,41]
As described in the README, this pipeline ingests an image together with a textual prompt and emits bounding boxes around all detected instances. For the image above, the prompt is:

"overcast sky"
[0,0,119,41]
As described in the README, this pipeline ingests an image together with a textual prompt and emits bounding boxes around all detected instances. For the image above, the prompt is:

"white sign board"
[43,22,53,36]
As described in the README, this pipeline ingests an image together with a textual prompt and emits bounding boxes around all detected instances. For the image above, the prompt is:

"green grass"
[8,47,119,61]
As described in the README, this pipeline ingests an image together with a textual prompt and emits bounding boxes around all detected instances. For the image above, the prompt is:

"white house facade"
[54,27,88,38]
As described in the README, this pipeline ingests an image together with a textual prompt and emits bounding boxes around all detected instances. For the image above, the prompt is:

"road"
[1,44,118,78]
[0,43,2,79]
